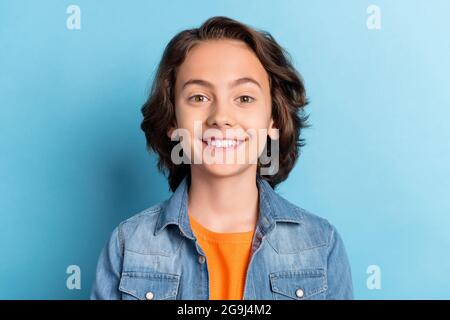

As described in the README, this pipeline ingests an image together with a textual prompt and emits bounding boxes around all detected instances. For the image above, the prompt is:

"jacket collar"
[154,173,303,238]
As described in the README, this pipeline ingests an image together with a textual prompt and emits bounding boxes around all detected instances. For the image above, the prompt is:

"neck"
[187,166,259,233]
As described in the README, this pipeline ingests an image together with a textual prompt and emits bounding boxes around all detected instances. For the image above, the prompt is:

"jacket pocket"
[119,271,180,300]
[269,268,327,300]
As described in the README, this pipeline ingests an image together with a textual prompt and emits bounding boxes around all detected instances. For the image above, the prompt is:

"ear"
[268,118,279,140]
[167,126,174,140]
[166,117,179,139]
[167,121,179,140]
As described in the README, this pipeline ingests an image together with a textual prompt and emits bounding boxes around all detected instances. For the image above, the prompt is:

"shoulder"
[109,201,168,255]
[273,192,339,248]
[118,202,165,233]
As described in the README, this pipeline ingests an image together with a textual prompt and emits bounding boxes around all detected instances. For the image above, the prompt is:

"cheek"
[174,106,206,150]
[240,100,272,126]
[175,104,201,130]
[239,114,271,136]
[240,117,273,154]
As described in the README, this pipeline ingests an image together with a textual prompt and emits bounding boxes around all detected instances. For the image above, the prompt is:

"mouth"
[201,137,246,150]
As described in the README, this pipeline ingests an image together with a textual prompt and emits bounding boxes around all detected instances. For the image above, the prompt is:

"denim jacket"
[91,174,353,300]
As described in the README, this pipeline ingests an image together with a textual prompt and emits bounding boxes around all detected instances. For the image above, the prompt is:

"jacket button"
[198,255,206,264]
[295,288,304,298]
[145,291,154,300]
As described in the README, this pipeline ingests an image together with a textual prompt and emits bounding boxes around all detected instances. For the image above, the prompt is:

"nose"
[206,98,234,128]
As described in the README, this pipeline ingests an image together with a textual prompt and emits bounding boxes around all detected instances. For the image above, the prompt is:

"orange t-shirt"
[188,213,255,300]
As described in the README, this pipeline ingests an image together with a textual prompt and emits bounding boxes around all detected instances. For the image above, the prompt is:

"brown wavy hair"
[140,16,310,192]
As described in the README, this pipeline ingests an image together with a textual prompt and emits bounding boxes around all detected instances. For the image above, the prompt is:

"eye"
[188,94,210,103]
[236,95,255,104]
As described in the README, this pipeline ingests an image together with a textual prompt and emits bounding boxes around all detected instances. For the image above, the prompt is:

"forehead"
[175,39,269,89]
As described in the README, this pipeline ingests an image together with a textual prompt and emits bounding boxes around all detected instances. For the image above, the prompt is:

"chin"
[198,163,252,179]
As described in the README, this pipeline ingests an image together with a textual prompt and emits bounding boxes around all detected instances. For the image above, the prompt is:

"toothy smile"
[202,138,245,149]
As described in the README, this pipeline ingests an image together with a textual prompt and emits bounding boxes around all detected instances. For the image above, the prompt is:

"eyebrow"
[182,77,262,90]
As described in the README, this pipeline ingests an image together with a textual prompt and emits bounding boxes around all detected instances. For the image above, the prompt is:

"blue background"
[1,0,449,299]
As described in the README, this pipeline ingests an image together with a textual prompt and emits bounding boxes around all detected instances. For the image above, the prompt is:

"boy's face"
[170,39,277,178]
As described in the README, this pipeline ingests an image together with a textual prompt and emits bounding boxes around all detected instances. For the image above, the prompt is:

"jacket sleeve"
[90,226,123,300]
[326,224,354,299]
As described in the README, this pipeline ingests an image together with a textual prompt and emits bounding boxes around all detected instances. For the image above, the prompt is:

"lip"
[203,135,247,142]
[201,137,247,150]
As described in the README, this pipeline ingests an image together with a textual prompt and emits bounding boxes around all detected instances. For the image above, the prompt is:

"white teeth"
[206,139,242,148]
